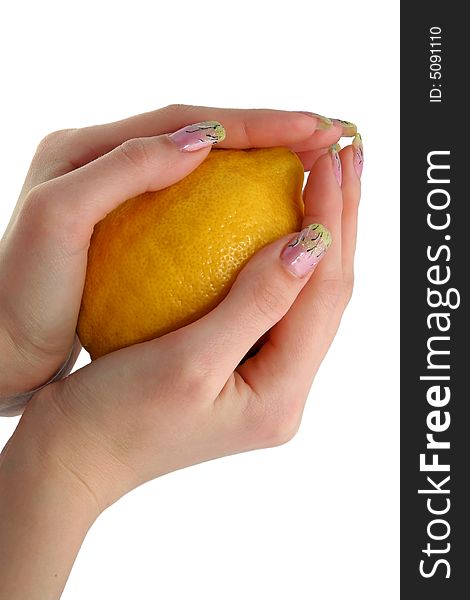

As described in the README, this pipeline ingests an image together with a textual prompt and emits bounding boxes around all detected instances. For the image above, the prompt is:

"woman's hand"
[0,104,350,408]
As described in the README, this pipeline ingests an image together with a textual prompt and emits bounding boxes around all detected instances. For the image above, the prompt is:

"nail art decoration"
[281,224,332,278]
[352,133,364,178]
[331,119,357,137]
[330,144,342,186]
[168,120,226,152]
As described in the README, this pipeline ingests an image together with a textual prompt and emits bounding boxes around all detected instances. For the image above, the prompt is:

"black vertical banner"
[401,3,469,598]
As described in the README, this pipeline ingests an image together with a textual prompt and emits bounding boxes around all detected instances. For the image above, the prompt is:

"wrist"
[11,383,134,512]
[3,393,102,518]
[0,412,99,600]
[0,405,101,524]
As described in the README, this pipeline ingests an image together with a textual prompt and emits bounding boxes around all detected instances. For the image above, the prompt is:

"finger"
[167,224,332,389]
[302,145,343,277]
[237,146,346,405]
[296,147,329,171]
[48,106,341,171]
[340,134,363,278]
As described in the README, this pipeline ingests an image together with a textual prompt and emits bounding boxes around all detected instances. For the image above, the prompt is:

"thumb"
[24,120,226,238]
[176,223,332,381]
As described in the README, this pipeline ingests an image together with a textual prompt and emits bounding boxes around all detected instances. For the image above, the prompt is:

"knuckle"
[251,277,291,325]
[169,350,218,401]
[263,408,302,447]
[163,103,192,116]
[23,182,54,218]
[315,278,348,311]
[342,276,355,304]
[178,364,214,400]
[245,390,303,448]
[21,184,61,234]
[239,118,252,145]
[266,417,301,447]
[35,129,76,156]
[21,184,85,254]
[117,137,150,169]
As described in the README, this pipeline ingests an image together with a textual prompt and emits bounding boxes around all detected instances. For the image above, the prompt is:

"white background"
[0,1,399,598]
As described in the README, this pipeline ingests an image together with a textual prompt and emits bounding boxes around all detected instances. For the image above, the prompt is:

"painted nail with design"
[331,119,357,137]
[330,143,342,186]
[281,224,332,278]
[168,120,226,152]
[352,133,364,178]
[298,112,334,130]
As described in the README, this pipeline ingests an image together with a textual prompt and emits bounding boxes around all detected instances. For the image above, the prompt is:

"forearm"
[0,417,99,600]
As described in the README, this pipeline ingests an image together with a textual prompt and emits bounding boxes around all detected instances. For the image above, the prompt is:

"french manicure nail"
[168,120,226,152]
[281,224,332,278]
[330,144,342,186]
[331,119,357,137]
[298,112,334,130]
[352,133,364,178]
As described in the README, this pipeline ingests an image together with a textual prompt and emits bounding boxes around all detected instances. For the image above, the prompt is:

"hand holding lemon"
[0,104,362,596]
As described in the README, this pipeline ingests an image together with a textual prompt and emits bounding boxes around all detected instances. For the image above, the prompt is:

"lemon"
[77,147,304,359]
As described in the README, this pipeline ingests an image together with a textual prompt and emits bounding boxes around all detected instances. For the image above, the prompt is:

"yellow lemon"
[77,147,304,359]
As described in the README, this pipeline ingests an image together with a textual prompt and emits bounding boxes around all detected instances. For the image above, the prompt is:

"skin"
[0,104,360,599]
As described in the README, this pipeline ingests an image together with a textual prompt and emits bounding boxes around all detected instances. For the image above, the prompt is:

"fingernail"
[281,224,332,278]
[298,112,334,130]
[330,144,342,186]
[352,133,364,178]
[168,120,226,152]
[331,119,357,137]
